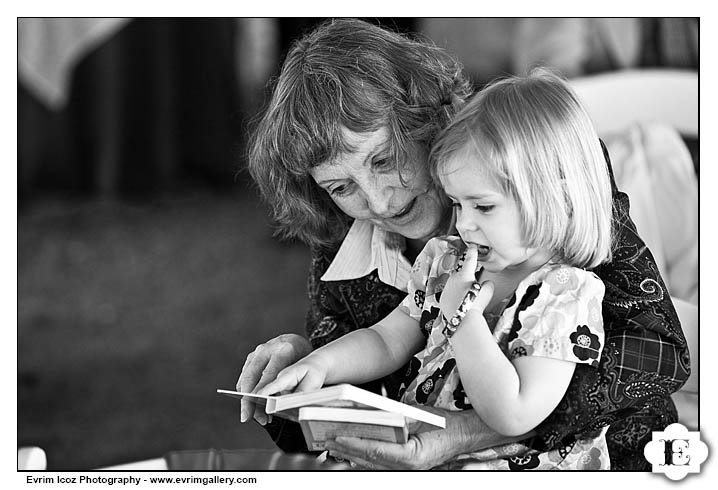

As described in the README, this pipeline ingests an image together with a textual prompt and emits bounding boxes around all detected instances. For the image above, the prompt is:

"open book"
[217,384,446,451]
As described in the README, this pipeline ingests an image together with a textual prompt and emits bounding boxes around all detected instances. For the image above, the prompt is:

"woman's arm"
[258,306,425,396]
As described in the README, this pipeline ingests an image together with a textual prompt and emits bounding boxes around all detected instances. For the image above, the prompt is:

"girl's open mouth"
[477,245,491,259]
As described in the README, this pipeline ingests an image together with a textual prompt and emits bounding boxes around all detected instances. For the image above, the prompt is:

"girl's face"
[440,155,553,274]
[310,127,448,241]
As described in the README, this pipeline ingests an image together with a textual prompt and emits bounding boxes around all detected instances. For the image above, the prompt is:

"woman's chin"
[386,215,444,241]
[400,220,444,242]
[371,196,447,241]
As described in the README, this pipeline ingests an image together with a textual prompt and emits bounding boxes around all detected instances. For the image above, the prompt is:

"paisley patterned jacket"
[265,145,691,470]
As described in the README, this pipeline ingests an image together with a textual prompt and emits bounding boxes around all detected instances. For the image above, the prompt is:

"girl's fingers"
[257,364,307,397]
[253,355,295,393]
[461,243,479,281]
[295,370,325,393]
[255,377,286,397]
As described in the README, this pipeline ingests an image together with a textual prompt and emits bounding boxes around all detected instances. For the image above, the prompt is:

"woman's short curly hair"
[247,18,472,249]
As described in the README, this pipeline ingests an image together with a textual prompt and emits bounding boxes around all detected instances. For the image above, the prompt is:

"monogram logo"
[644,423,708,480]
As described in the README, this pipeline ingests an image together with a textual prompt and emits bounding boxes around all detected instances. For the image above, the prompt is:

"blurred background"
[17,18,699,470]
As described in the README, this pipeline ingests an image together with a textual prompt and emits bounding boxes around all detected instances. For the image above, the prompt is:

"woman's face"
[310,127,448,241]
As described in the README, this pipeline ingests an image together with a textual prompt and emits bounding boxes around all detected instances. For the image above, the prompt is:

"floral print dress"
[397,236,611,470]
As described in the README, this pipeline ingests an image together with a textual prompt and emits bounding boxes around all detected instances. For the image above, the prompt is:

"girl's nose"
[456,211,478,235]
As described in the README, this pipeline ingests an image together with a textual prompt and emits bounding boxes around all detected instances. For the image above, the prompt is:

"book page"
[216,389,272,410]
[217,385,445,428]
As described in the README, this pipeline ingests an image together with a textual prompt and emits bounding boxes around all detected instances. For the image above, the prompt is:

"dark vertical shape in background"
[19,18,243,201]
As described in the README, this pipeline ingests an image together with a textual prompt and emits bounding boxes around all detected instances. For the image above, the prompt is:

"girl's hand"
[440,244,486,317]
[255,355,329,400]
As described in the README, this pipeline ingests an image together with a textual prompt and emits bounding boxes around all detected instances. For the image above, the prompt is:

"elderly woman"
[237,18,689,470]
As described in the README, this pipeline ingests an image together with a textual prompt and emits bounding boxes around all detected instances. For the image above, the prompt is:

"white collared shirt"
[320,220,412,292]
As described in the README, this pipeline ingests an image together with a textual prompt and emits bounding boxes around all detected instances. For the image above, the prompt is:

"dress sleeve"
[532,141,691,467]
[398,239,437,321]
[508,267,605,368]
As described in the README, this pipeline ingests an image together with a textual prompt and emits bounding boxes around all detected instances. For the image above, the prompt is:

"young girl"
[255,70,613,470]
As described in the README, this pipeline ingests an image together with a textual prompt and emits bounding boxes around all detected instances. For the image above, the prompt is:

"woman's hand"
[236,334,312,424]
[324,408,529,470]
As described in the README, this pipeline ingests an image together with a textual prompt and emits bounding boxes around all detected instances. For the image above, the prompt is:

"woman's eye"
[329,184,353,197]
[372,158,391,170]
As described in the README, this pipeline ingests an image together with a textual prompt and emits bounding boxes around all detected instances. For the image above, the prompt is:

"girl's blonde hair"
[430,69,613,269]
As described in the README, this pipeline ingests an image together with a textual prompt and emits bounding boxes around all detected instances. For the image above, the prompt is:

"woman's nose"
[363,185,393,217]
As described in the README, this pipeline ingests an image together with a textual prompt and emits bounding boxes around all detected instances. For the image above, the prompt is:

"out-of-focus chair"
[571,69,698,138]
[571,69,698,429]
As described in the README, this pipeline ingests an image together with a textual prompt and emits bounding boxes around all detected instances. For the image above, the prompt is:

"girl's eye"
[475,204,494,213]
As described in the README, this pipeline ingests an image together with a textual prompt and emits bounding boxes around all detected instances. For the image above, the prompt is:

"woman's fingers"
[325,438,394,470]
[237,334,312,392]
[325,437,424,470]
[236,334,312,423]
[237,349,269,423]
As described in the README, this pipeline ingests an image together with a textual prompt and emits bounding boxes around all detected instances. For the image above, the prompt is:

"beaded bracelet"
[443,281,482,339]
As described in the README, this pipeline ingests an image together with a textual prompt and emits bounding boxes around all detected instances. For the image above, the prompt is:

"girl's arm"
[438,245,580,436]
[450,309,576,436]
[257,305,425,396]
